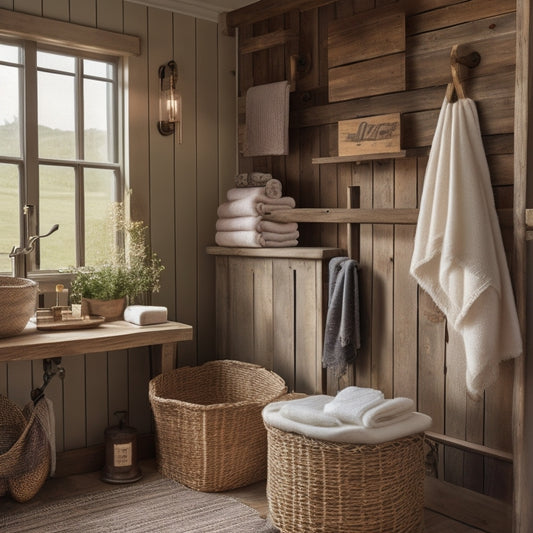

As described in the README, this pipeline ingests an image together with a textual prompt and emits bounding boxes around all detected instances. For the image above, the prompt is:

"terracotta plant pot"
[82,297,127,322]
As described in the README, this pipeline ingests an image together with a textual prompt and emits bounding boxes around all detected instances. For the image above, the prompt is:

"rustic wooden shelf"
[312,151,408,164]
[262,207,513,226]
[262,208,419,224]
[206,246,344,259]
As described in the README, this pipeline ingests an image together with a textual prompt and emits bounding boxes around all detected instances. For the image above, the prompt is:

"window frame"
[0,36,125,279]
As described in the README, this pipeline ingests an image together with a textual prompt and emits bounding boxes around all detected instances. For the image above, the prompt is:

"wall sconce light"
[157,60,182,142]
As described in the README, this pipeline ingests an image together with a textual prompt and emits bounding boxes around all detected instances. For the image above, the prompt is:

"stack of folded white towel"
[262,386,432,444]
[215,177,299,248]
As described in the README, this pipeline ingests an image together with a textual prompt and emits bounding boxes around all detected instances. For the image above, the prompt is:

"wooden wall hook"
[445,45,481,102]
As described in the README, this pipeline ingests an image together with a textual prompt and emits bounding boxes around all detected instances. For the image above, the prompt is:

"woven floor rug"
[1,478,279,532]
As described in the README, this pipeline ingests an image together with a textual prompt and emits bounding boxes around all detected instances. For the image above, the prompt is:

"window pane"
[84,78,115,162]
[37,50,75,73]
[39,165,75,269]
[0,43,21,64]
[84,59,113,79]
[0,163,20,273]
[84,168,117,265]
[0,64,21,157]
[38,71,76,159]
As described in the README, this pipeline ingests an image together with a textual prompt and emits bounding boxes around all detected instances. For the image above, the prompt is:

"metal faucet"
[9,223,59,278]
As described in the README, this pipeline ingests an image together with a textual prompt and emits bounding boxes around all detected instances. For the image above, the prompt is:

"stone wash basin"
[0,276,38,338]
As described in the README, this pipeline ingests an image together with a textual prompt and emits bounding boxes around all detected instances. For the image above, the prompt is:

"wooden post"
[513,0,531,531]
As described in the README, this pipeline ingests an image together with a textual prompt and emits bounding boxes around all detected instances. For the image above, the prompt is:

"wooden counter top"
[0,320,193,363]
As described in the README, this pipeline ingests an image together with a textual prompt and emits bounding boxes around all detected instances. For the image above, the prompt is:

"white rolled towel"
[215,230,261,248]
[216,216,261,232]
[279,395,340,427]
[324,386,384,425]
[361,397,415,428]
[257,220,298,234]
[260,230,299,242]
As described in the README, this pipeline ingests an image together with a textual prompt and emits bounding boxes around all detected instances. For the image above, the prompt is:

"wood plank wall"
[231,0,516,503]
[0,0,235,457]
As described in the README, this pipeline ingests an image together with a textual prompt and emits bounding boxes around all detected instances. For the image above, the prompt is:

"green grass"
[0,121,117,274]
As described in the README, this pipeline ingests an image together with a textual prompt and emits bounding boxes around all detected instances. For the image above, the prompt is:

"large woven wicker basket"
[0,395,51,502]
[266,424,426,533]
[149,359,287,492]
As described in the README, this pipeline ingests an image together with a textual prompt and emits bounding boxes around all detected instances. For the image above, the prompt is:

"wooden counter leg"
[152,342,177,375]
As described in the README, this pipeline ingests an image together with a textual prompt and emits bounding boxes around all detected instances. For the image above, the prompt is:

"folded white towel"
[260,239,298,248]
[324,386,384,425]
[410,97,523,399]
[260,230,299,242]
[217,196,295,219]
[263,399,432,444]
[124,305,168,326]
[279,395,340,427]
[257,220,298,234]
[226,180,282,202]
[361,397,414,428]
[216,216,261,232]
[245,81,290,156]
[215,230,261,248]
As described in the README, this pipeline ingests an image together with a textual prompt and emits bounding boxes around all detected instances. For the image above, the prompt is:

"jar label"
[113,442,132,467]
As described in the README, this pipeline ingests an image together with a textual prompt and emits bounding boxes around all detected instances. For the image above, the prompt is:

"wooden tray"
[33,315,105,331]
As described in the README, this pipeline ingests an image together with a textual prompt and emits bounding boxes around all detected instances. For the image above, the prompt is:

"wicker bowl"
[0,276,38,338]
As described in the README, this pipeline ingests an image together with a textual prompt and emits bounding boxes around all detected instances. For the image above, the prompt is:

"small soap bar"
[124,305,168,326]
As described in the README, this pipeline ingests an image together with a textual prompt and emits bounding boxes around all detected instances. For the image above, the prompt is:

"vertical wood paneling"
[196,19,219,364]
[85,352,108,446]
[0,362,7,395]
[69,0,96,27]
[174,13,198,367]
[107,349,128,423]
[43,0,68,20]
[0,0,14,9]
[147,8,176,319]
[393,158,418,401]
[7,361,32,409]
[215,256,229,358]
[13,0,41,15]
[273,259,296,390]
[252,258,273,368]
[62,354,86,450]
[229,258,254,360]
[96,0,122,33]
[127,347,151,434]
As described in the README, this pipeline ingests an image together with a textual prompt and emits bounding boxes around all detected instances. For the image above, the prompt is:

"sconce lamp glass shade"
[158,60,182,142]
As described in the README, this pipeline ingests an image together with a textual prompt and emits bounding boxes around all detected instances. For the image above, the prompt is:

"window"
[0,39,122,275]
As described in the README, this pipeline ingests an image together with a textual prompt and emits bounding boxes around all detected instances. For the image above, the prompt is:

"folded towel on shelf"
[216,216,262,232]
[217,196,295,219]
[260,230,299,242]
[124,305,168,326]
[410,97,523,399]
[322,257,361,376]
[361,397,415,428]
[215,230,261,248]
[279,395,340,427]
[235,172,273,187]
[257,220,298,234]
[260,239,298,248]
[324,386,384,425]
[263,399,432,444]
[226,180,283,201]
[244,81,290,156]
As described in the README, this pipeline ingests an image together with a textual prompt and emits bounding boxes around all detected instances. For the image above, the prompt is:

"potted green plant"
[70,203,164,321]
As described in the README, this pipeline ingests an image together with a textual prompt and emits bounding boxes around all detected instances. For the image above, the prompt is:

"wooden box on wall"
[206,246,344,394]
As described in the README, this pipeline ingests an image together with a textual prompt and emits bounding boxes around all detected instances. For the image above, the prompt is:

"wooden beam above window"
[0,8,140,56]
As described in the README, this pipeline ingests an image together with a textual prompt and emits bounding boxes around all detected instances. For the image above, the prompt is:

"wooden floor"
[1,459,488,532]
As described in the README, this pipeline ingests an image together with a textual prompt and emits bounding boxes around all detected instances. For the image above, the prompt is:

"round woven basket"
[149,359,287,492]
[0,395,51,502]
[0,276,38,338]
[266,425,426,533]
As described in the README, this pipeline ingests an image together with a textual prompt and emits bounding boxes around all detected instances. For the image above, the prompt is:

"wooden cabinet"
[206,246,344,394]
